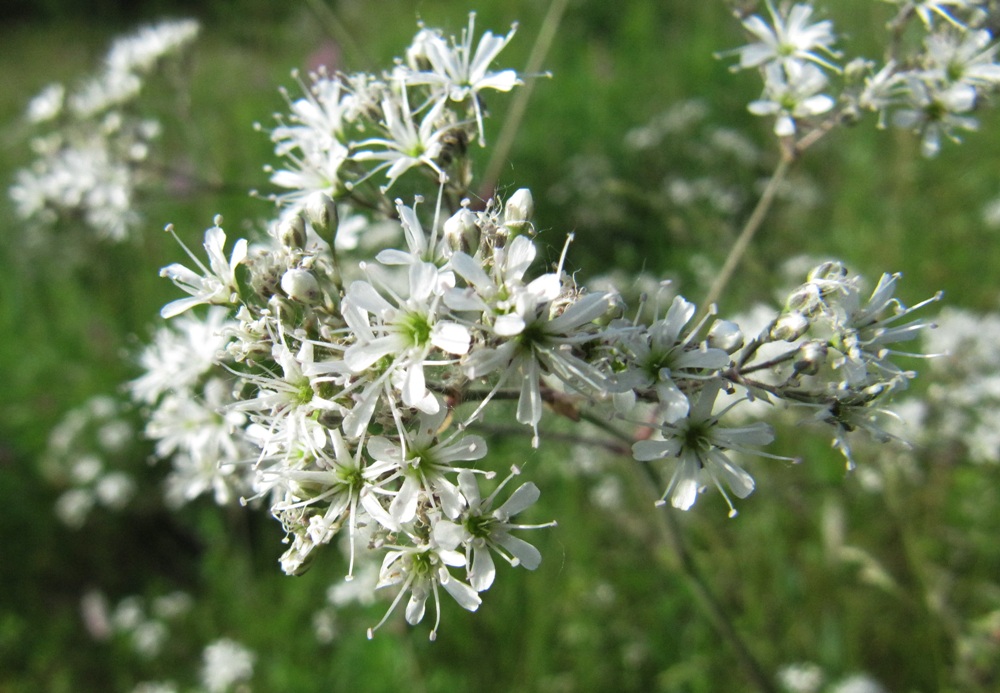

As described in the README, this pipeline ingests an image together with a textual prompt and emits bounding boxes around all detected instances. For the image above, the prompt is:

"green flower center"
[682,422,711,454]
[465,513,495,539]
[410,550,434,576]
[294,378,313,406]
[400,311,432,347]
[517,320,547,351]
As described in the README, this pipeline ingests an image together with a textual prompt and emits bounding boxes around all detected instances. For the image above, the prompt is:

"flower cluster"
[266,11,519,217]
[130,304,255,508]
[10,19,199,241]
[893,306,1000,464]
[133,14,941,638]
[43,395,138,528]
[728,0,1000,156]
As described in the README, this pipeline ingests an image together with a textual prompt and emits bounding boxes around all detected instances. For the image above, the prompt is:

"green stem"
[578,409,779,693]
[304,0,374,70]
[627,459,780,693]
[880,459,949,690]
[700,155,791,314]
[480,0,569,195]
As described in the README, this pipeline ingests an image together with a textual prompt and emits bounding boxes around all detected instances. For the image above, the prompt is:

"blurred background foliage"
[2,0,1000,691]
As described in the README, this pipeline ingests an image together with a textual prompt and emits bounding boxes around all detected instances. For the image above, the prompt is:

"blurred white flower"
[201,639,255,693]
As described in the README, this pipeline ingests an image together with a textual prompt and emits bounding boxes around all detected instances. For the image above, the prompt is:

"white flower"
[25,83,64,123]
[10,133,140,240]
[200,639,255,693]
[922,28,1000,90]
[446,233,542,336]
[613,295,731,423]
[104,19,199,76]
[433,468,554,592]
[729,0,839,72]
[892,76,978,156]
[827,272,940,387]
[341,260,468,435]
[367,542,481,641]
[262,429,397,577]
[268,141,350,212]
[351,86,451,190]
[159,218,247,318]
[130,306,232,404]
[367,406,487,524]
[402,12,521,144]
[464,281,617,446]
[147,379,252,507]
[632,381,775,515]
[748,61,835,137]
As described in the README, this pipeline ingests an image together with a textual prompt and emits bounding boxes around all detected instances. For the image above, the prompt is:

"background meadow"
[2,1,1000,691]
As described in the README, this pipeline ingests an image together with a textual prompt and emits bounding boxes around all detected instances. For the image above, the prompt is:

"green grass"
[3,1,1000,691]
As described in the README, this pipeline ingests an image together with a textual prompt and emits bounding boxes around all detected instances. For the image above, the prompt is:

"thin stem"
[880,459,949,690]
[480,0,569,196]
[583,408,779,692]
[700,155,792,314]
[304,0,374,70]
[626,459,779,693]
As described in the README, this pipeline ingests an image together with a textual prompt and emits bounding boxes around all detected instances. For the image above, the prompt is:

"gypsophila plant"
[10,19,199,244]
[125,7,957,648]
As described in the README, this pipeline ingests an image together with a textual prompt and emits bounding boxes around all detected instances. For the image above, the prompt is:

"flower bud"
[443,208,479,255]
[280,268,321,304]
[843,58,872,85]
[504,188,534,236]
[278,215,306,250]
[771,311,810,342]
[708,319,744,353]
[786,284,822,316]
[807,260,847,283]
[304,192,338,235]
[793,340,828,375]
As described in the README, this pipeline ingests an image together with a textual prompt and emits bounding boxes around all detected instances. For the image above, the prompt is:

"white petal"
[493,313,526,337]
[344,335,400,372]
[433,520,466,551]
[655,378,690,424]
[632,439,678,461]
[457,469,481,507]
[435,477,466,519]
[494,533,542,570]
[346,280,395,316]
[436,435,488,463]
[547,292,611,333]
[389,475,420,524]
[441,574,481,612]
[516,357,542,426]
[367,436,401,463]
[494,482,539,519]
[160,295,203,319]
[707,449,755,499]
[470,547,496,592]
[431,322,471,354]
[376,249,415,265]
[401,361,427,408]
[409,261,438,303]
[450,251,492,291]
[405,590,428,625]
